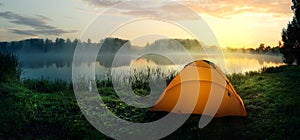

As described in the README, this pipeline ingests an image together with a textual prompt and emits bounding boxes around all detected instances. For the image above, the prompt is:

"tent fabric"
[151,60,247,117]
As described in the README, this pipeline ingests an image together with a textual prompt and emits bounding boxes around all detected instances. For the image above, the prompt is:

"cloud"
[0,11,77,36]
[81,0,293,18]
[184,0,293,18]
[9,29,77,36]
[83,0,122,7]
[81,1,201,20]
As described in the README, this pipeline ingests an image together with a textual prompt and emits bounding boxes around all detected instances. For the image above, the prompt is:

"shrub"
[0,52,21,82]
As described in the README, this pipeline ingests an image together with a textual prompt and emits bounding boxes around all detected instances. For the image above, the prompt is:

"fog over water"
[0,38,284,81]
[19,52,284,81]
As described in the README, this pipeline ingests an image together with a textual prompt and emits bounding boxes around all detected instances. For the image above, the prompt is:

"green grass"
[0,82,107,139]
[227,65,300,139]
[0,65,299,139]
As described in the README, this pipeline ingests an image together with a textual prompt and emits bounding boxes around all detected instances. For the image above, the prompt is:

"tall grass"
[95,67,177,95]
[21,78,72,93]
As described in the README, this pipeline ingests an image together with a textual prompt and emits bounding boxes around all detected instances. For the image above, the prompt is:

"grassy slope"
[163,66,300,140]
[0,66,299,139]
[228,66,300,139]
[0,83,106,139]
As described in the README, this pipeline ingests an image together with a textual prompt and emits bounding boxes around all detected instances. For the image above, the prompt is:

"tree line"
[225,43,282,55]
[0,37,283,56]
[0,38,128,54]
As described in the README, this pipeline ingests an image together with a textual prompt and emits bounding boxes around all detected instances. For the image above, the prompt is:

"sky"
[0,0,294,48]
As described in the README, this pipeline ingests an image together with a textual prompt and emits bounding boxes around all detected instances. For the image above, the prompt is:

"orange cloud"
[184,0,293,18]
[82,0,293,18]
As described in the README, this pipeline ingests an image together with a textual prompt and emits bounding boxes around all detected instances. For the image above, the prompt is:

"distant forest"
[0,38,282,55]
[0,38,282,68]
[0,38,127,54]
[0,38,129,68]
[225,43,282,56]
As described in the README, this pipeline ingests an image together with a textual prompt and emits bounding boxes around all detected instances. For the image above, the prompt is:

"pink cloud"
[82,0,293,18]
[185,0,293,17]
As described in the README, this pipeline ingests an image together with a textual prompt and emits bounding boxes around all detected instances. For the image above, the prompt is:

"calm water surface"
[20,53,285,81]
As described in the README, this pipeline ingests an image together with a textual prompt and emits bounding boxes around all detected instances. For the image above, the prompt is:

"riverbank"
[0,65,299,139]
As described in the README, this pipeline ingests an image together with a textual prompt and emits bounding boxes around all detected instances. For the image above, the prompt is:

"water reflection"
[224,53,285,74]
[20,53,285,81]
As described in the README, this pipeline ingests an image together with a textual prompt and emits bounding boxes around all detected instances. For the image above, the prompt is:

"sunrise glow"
[0,0,294,48]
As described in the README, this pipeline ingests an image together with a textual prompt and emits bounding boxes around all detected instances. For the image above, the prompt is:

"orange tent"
[151,60,247,117]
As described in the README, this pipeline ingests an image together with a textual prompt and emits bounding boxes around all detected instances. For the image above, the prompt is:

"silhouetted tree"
[72,39,80,46]
[87,38,91,44]
[66,38,72,46]
[55,38,65,49]
[257,43,265,54]
[281,0,300,65]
